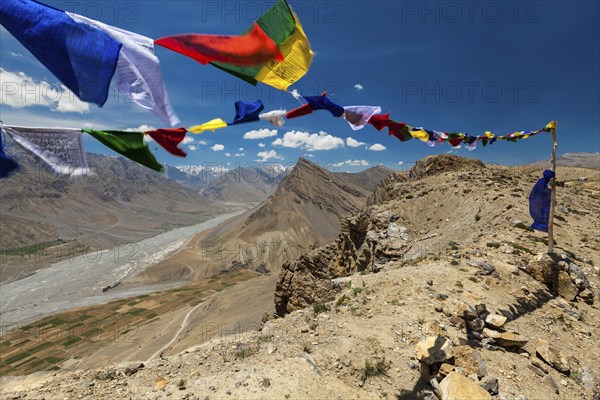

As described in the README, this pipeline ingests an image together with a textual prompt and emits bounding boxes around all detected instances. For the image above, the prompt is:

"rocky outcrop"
[521,253,594,304]
[275,206,412,316]
[412,154,486,179]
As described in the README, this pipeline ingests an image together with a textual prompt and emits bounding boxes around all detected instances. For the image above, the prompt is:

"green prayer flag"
[83,129,163,172]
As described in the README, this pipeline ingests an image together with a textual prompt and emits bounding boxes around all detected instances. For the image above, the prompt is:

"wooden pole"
[547,121,558,254]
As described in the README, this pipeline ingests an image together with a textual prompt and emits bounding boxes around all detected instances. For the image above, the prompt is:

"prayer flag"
[211,0,313,90]
[3,125,90,176]
[155,23,282,66]
[0,129,19,178]
[189,118,228,134]
[529,169,555,232]
[68,13,180,126]
[83,129,163,172]
[146,127,188,157]
[343,106,382,130]
[231,100,265,124]
[259,109,287,127]
[0,0,121,105]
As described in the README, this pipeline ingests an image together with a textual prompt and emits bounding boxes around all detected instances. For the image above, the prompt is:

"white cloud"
[258,143,266,148]
[0,68,90,114]
[238,147,244,151]
[243,128,278,139]
[398,161,404,165]
[126,124,156,132]
[256,150,283,162]
[211,144,225,151]
[10,52,23,58]
[188,145,198,151]
[198,140,208,145]
[346,137,366,148]
[303,153,314,158]
[368,143,386,151]
[272,130,344,151]
[333,159,370,167]
[224,152,231,157]
[354,84,364,91]
[234,153,245,157]
[182,136,195,144]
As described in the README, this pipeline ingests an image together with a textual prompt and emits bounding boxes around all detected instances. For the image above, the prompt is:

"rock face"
[439,372,492,400]
[275,175,411,315]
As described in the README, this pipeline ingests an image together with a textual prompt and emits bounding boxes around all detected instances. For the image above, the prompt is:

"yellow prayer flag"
[189,118,228,134]
[255,15,313,91]
[546,121,557,130]
[410,128,429,142]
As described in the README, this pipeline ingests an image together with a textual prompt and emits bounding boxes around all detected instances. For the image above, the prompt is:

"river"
[0,210,246,327]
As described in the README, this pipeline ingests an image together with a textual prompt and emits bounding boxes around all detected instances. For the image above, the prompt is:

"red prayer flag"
[449,137,464,147]
[286,103,313,119]
[155,23,283,66]
[146,127,188,157]
[368,113,391,131]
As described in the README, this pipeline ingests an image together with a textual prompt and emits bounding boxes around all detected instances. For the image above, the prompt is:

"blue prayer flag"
[304,93,344,117]
[0,0,122,105]
[529,169,555,232]
[0,130,19,178]
[231,100,264,124]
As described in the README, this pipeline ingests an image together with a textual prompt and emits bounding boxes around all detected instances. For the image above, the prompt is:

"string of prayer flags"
[83,129,163,172]
[69,13,180,126]
[231,100,265,125]
[155,23,282,66]
[146,127,188,157]
[3,125,90,176]
[259,109,287,127]
[189,118,228,134]
[0,129,20,178]
[343,106,382,130]
[210,0,313,90]
[0,0,122,106]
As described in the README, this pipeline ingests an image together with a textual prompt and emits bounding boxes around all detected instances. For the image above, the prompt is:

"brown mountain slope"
[199,165,288,203]
[126,158,391,286]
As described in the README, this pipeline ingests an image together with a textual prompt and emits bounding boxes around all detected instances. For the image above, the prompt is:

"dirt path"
[145,302,204,362]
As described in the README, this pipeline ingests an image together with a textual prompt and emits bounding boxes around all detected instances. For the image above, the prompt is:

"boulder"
[483,329,528,348]
[467,318,485,332]
[536,339,570,374]
[415,336,453,365]
[436,363,455,382]
[578,288,595,305]
[484,313,507,329]
[526,253,555,286]
[439,372,491,400]
[456,302,478,321]
[480,376,499,395]
[556,271,579,301]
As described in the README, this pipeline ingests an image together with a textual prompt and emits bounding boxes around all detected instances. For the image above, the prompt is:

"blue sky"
[1,0,599,172]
